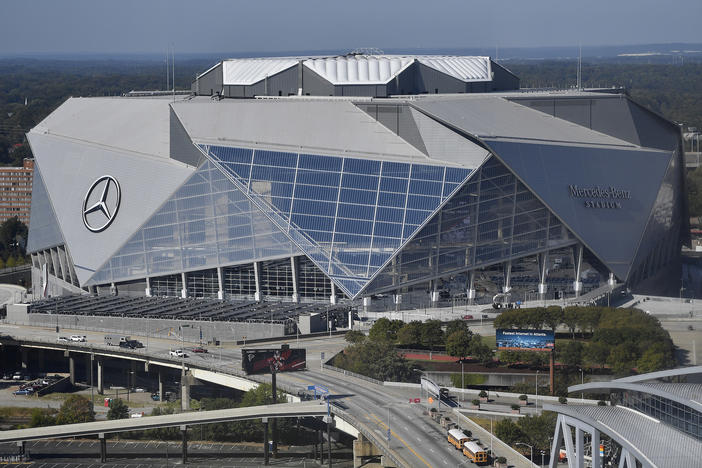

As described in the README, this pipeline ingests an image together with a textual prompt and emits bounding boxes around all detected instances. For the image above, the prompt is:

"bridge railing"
[321,363,383,386]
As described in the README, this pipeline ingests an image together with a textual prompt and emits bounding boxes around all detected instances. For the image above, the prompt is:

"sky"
[2,0,701,56]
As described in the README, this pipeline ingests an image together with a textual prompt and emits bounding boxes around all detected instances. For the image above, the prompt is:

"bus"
[463,441,488,464]
[447,428,470,450]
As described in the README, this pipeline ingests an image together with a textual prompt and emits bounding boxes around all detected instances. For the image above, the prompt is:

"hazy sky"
[2,0,701,56]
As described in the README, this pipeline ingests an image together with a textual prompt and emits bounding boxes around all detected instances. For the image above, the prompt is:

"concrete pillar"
[430,280,439,302]
[353,433,382,468]
[466,270,476,303]
[608,272,616,287]
[538,252,549,298]
[69,354,76,385]
[262,417,269,465]
[325,415,334,468]
[97,358,104,395]
[85,355,91,385]
[362,296,371,308]
[181,425,188,463]
[17,441,25,457]
[217,267,224,300]
[181,371,190,411]
[573,244,584,297]
[145,277,152,297]
[181,272,187,298]
[99,433,107,463]
[158,369,164,402]
[253,261,262,301]
[393,293,402,305]
[503,260,512,293]
[330,282,337,304]
[20,348,28,370]
[291,257,299,303]
[591,428,601,467]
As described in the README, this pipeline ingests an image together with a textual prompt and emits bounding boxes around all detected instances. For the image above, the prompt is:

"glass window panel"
[270,196,292,214]
[210,146,252,164]
[293,199,336,217]
[446,167,470,183]
[294,184,338,201]
[405,209,432,225]
[335,218,373,236]
[219,162,250,180]
[342,173,379,190]
[443,183,460,198]
[411,164,444,181]
[339,188,377,205]
[296,169,340,187]
[376,207,404,223]
[270,183,294,198]
[337,203,375,220]
[407,194,440,211]
[253,150,297,168]
[291,213,335,232]
[409,180,442,197]
[251,165,296,183]
[374,221,402,238]
[299,153,343,172]
[380,177,409,193]
[306,230,333,243]
[382,161,410,178]
[344,158,381,175]
[378,192,406,208]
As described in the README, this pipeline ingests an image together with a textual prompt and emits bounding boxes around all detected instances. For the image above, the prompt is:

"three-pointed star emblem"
[82,175,121,232]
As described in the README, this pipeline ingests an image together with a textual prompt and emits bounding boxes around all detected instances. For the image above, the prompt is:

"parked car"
[462,314,474,320]
[130,412,144,418]
[13,388,34,396]
[191,346,208,354]
[12,372,22,380]
[133,387,146,393]
[56,336,69,343]
[169,349,188,358]
[70,335,86,342]
[151,392,160,401]
[2,372,12,380]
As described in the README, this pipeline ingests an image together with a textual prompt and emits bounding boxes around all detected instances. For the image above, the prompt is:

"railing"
[321,363,384,387]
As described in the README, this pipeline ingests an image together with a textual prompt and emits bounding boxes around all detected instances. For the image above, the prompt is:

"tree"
[29,408,55,427]
[107,398,129,420]
[516,412,557,452]
[608,343,639,376]
[420,320,444,350]
[558,341,584,368]
[584,342,609,368]
[344,330,366,344]
[333,340,416,382]
[397,321,423,346]
[563,307,580,338]
[494,419,524,445]
[368,318,403,342]
[543,306,563,332]
[55,395,94,425]
[445,319,469,337]
[446,329,473,358]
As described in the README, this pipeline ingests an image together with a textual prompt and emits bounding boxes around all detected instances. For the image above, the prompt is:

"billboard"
[242,347,307,375]
[496,329,555,351]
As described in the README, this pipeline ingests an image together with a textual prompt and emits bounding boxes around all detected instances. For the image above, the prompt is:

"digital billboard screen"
[242,348,307,375]
[496,329,555,351]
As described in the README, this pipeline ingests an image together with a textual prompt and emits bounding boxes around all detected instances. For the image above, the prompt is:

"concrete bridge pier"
[68,354,76,385]
[353,433,383,468]
[20,347,28,370]
[38,349,45,373]
[180,425,187,463]
[158,369,164,401]
[262,417,269,466]
[16,441,25,457]
[98,433,106,463]
[97,358,104,395]
[181,370,190,411]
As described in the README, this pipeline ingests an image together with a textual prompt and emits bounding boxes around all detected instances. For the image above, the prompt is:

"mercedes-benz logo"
[82,175,121,233]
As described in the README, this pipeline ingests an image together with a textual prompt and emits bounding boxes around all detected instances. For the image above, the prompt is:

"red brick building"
[0,159,33,225]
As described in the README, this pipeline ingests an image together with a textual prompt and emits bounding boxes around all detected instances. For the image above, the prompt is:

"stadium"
[25,53,687,314]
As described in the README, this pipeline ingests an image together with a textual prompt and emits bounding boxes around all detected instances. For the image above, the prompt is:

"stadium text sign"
[496,329,555,351]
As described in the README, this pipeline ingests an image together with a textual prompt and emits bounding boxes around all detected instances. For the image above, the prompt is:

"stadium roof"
[570,381,702,413]
[212,55,495,86]
[544,403,702,468]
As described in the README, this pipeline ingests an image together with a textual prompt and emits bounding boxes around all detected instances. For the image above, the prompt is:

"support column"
[466,270,476,303]
[330,282,337,305]
[573,244,584,297]
[181,272,187,299]
[16,441,25,457]
[99,433,107,463]
[97,358,104,395]
[129,361,137,389]
[145,277,152,297]
[38,349,45,373]
[85,355,91,385]
[538,252,549,298]
[325,415,334,468]
[181,425,188,463]
[290,257,299,303]
[181,371,190,411]
[271,371,278,458]
[362,296,371,308]
[430,280,440,303]
[575,427,584,468]
[262,417,269,465]
[503,260,512,293]
[20,348,28,370]
[591,428,601,468]
[217,267,224,300]
[608,272,616,287]
[253,261,262,301]
[158,369,164,402]
[69,354,76,385]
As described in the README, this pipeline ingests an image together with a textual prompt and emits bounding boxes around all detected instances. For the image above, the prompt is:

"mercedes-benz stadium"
[25,54,688,310]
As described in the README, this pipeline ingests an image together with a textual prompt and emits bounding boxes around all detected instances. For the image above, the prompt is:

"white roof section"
[417,56,491,82]
[32,97,174,161]
[304,55,415,85]
[171,98,455,165]
[222,58,298,85]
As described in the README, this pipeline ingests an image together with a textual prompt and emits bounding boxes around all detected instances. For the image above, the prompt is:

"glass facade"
[88,160,300,285]
[620,390,702,441]
[364,156,578,295]
[186,268,219,298]
[204,144,471,298]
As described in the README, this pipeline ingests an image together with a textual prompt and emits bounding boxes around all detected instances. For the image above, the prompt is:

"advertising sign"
[242,347,307,374]
[496,329,555,351]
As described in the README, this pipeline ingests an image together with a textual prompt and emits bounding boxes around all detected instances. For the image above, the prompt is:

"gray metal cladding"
[626,99,681,151]
[26,166,65,253]
[484,139,672,280]
[169,108,204,167]
[490,63,520,91]
[194,63,222,96]
[415,62,466,94]
[301,67,334,96]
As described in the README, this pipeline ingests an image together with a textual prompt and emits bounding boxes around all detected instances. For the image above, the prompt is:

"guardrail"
[321,363,384,386]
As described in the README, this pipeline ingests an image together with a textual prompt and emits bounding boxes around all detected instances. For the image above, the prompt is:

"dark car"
[151,392,160,401]
[191,347,208,354]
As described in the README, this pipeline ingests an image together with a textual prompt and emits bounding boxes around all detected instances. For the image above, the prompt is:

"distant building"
[25,54,687,303]
[547,367,702,467]
[0,158,33,225]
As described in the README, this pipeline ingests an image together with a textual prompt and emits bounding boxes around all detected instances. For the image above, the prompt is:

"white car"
[70,335,86,342]
[169,349,188,358]
[57,336,69,343]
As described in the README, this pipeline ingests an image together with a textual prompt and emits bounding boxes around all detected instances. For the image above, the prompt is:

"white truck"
[104,334,130,346]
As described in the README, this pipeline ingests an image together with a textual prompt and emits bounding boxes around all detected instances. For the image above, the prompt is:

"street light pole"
[516,442,535,468]
[535,370,539,411]
[579,368,584,402]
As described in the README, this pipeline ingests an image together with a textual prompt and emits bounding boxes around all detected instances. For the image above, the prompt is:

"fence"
[321,363,384,387]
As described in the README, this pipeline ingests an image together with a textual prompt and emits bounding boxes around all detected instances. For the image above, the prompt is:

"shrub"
[479,390,488,398]
[559,396,567,404]
[472,399,480,406]
[510,404,520,410]
[519,394,528,401]
[496,456,507,463]
[597,400,607,406]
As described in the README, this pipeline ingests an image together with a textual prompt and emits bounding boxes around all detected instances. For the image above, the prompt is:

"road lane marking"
[370,413,433,468]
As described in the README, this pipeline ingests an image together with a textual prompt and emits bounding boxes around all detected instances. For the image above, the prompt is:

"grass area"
[467,416,494,433]
[0,407,37,419]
